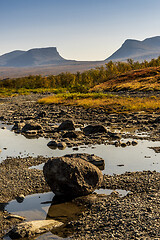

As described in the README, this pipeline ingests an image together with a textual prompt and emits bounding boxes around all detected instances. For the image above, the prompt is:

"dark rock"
[22,120,43,133]
[47,141,58,149]
[43,156,103,197]
[83,125,107,135]
[132,140,138,146]
[12,121,25,131]
[37,111,46,118]
[57,142,67,149]
[57,120,75,131]
[62,131,81,139]
[107,131,121,139]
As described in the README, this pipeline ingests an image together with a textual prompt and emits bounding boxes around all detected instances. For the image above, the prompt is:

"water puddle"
[95,189,130,197]
[5,192,54,221]
[30,140,160,175]
[0,125,159,175]
[4,192,85,240]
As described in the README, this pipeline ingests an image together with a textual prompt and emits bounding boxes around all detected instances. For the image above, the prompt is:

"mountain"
[106,36,160,62]
[0,50,25,66]
[0,47,72,67]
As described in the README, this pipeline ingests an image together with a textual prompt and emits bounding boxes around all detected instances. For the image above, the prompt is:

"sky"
[1,0,160,60]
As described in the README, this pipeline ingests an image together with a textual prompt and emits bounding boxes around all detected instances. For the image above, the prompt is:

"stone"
[57,120,75,131]
[83,125,107,135]
[62,131,81,139]
[47,140,58,149]
[16,194,25,203]
[8,220,63,239]
[132,140,138,146]
[64,153,105,168]
[12,121,25,131]
[22,120,43,133]
[107,131,121,139]
[43,156,103,197]
[37,111,46,118]
[57,142,67,149]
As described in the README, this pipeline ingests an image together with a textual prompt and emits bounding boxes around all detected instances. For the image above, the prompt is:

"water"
[5,192,54,221]
[1,124,159,239]
[0,126,159,175]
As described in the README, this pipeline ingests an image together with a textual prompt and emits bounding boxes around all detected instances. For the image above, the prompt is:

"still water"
[0,125,159,175]
[1,124,159,239]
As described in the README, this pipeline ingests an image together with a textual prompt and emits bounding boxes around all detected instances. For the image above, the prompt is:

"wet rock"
[57,120,75,131]
[8,220,63,239]
[21,120,43,133]
[114,140,122,147]
[47,140,58,149]
[121,142,127,148]
[12,121,25,131]
[62,131,82,139]
[83,125,107,135]
[57,142,67,149]
[107,131,121,139]
[132,140,138,146]
[64,153,105,168]
[16,194,25,203]
[43,156,103,197]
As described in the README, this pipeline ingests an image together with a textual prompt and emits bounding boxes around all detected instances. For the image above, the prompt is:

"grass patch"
[0,87,67,97]
[38,93,160,113]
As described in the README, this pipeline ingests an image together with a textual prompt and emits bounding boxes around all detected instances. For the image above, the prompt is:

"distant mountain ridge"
[1,36,160,69]
[0,47,73,67]
[106,36,160,62]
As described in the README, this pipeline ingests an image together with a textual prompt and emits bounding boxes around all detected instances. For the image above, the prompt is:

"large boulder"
[57,120,75,131]
[43,156,103,197]
[83,124,107,135]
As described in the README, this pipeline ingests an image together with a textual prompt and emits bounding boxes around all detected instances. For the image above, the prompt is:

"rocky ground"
[0,93,159,239]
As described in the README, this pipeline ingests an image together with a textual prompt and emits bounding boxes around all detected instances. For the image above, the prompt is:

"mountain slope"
[0,50,25,66]
[0,47,71,67]
[106,36,160,62]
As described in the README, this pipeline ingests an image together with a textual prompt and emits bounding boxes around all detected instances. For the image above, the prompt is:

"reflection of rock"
[64,153,105,169]
[57,120,75,131]
[47,200,84,223]
[83,125,107,135]
[8,220,63,239]
[43,157,103,197]
[23,130,38,139]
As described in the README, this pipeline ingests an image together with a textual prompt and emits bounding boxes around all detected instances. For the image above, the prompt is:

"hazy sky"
[1,0,160,60]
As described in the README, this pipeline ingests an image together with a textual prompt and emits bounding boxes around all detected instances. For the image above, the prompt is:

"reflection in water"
[5,192,54,221]
[5,192,85,239]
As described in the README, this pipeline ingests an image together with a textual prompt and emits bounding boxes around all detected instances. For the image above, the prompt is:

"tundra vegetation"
[1,57,160,112]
